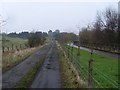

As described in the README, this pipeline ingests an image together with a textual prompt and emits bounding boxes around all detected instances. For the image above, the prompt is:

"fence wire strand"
[64,44,119,88]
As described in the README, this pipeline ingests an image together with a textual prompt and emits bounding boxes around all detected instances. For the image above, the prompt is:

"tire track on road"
[30,41,61,88]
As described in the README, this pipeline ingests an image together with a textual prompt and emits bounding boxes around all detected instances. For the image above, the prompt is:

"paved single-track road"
[30,41,61,88]
[2,43,51,88]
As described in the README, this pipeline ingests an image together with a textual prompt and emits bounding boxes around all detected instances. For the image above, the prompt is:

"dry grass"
[57,42,87,88]
[2,46,43,73]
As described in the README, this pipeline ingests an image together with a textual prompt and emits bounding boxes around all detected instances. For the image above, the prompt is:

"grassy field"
[2,36,51,73]
[2,36,31,72]
[2,36,28,50]
[2,46,43,73]
[65,45,119,88]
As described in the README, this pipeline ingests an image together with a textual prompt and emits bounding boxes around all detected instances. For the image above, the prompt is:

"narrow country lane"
[2,44,51,88]
[30,41,61,88]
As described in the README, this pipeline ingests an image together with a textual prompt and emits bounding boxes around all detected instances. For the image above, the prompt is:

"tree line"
[6,31,48,39]
[79,7,119,50]
[55,32,78,44]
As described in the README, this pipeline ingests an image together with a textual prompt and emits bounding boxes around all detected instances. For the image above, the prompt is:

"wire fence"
[2,43,29,53]
[62,44,119,88]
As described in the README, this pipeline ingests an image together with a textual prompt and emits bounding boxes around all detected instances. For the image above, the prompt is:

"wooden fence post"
[2,46,4,53]
[77,46,80,56]
[20,44,21,49]
[68,47,69,58]
[12,44,13,50]
[16,46,17,50]
[7,47,9,52]
[77,45,80,68]
[71,46,73,60]
[88,59,93,87]
[88,46,93,87]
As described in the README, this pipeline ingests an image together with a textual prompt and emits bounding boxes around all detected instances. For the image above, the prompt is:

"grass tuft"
[15,56,45,88]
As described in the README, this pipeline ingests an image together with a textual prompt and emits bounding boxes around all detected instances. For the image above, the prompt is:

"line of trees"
[2,31,47,48]
[7,31,48,39]
[56,32,78,44]
[79,7,119,50]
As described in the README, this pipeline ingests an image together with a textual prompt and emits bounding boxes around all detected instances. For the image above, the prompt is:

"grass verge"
[2,46,43,73]
[57,42,83,88]
[15,56,45,88]
[2,41,51,73]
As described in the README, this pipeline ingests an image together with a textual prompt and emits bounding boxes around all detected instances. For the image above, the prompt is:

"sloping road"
[69,44,119,59]
[30,41,61,88]
[2,43,51,88]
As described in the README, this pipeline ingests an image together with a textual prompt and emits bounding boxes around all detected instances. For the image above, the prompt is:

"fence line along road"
[64,44,119,88]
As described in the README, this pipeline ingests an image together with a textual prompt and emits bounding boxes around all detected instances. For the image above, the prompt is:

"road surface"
[2,44,51,88]
[69,44,119,59]
[30,41,61,88]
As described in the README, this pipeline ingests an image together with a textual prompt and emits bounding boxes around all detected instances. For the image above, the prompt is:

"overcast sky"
[0,0,118,34]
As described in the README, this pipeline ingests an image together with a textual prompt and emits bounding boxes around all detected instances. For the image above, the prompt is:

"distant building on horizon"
[48,30,53,37]
[54,29,60,34]
[48,29,60,38]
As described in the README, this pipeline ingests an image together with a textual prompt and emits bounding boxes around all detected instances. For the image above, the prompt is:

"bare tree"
[104,7,118,31]
[79,6,118,51]
[0,15,7,34]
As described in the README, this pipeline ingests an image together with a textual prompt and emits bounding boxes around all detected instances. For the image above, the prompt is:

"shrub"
[28,32,46,47]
